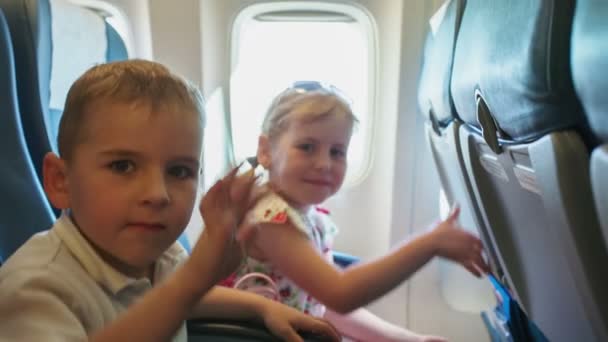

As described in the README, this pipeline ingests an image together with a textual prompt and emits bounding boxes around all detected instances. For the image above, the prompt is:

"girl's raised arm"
[252,207,487,313]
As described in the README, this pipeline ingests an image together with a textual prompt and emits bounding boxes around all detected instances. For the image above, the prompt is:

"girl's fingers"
[463,262,482,278]
[447,205,461,222]
[304,318,341,342]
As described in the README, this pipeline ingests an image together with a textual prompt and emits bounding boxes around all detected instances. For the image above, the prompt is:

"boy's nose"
[141,170,170,207]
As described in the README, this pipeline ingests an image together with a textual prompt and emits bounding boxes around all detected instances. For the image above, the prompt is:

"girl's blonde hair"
[261,81,358,140]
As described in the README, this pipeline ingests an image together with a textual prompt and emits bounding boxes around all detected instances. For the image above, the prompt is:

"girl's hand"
[260,301,341,342]
[430,206,490,277]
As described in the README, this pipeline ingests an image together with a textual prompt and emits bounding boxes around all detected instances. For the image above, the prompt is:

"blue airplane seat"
[450,0,608,341]
[0,8,54,264]
[0,0,191,253]
[572,0,608,263]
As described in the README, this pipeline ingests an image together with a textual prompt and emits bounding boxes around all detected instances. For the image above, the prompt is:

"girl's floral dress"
[219,192,338,317]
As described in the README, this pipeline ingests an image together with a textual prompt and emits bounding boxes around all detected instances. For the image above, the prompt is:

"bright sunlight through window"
[230,3,375,186]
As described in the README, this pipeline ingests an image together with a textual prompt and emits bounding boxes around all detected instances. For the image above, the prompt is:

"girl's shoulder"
[250,192,310,235]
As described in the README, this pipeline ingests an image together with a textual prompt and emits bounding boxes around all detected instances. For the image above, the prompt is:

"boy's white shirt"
[0,213,188,341]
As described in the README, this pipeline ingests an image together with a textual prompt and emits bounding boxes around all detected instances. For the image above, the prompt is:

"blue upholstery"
[0,8,54,263]
[0,0,53,182]
[105,22,127,62]
[450,1,608,341]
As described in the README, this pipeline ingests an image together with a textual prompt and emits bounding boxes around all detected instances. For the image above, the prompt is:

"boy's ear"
[43,152,71,209]
[257,135,272,169]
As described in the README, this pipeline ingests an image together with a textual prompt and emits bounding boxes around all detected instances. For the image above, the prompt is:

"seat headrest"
[572,0,608,142]
[0,0,129,181]
[451,0,585,144]
[0,8,54,262]
[0,0,53,167]
[418,0,465,129]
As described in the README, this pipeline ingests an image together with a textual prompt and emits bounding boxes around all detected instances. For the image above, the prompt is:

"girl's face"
[259,113,353,210]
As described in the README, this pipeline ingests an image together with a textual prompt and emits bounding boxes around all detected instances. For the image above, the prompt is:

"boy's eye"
[109,160,134,174]
[168,165,195,179]
[331,147,346,158]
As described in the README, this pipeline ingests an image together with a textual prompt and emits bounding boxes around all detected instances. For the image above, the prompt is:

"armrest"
[332,251,359,268]
[186,319,332,341]
[187,319,281,341]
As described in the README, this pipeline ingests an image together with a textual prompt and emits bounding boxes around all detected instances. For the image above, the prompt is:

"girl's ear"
[43,152,71,209]
[257,135,272,169]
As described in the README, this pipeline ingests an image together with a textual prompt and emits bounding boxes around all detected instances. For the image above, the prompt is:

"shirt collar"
[53,213,187,295]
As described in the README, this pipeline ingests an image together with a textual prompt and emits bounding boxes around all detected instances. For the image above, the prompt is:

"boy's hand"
[261,301,341,342]
[195,166,264,280]
[430,206,490,277]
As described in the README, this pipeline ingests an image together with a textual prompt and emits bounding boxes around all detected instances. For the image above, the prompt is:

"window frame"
[67,0,135,57]
[229,1,378,187]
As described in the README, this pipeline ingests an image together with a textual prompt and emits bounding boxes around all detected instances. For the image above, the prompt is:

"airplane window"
[230,3,375,186]
[68,0,135,56]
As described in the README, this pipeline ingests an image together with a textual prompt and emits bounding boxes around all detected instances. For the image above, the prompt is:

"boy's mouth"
[126,222,167,231]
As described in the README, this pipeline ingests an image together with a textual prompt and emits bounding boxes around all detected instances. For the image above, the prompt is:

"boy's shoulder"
[0,229,62,276]
[0,229,96,320]
[0,228,85,291]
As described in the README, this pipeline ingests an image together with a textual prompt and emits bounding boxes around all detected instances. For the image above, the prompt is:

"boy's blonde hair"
[261,82,358,141]
[58,59,205,160]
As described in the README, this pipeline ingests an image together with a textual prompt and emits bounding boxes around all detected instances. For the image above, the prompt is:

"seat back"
[450,0,608,341]
[0,0,133,257]
[0,0,53,186]
[0,8,54,263]
[0,0,127,182]
[572,0,608,258]
[418,0,497,312]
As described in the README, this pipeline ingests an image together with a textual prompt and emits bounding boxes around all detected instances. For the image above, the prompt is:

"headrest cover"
[418,0,465,128]
[451,0,584,143]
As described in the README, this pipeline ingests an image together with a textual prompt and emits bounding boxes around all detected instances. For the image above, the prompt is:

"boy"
[0,60,339,342]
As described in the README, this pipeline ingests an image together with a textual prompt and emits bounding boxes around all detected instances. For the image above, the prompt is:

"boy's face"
[62,101,202,278]
[261,113,352,209]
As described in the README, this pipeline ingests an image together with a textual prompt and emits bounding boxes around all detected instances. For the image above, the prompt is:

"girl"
[223,81,489,341]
